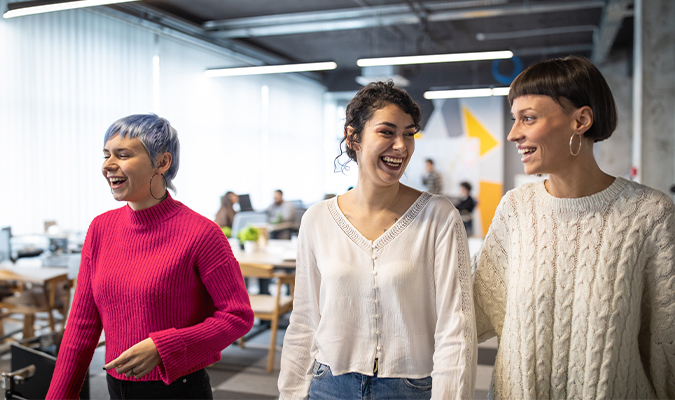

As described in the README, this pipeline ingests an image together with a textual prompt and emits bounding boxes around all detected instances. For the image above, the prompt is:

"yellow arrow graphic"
[463,106,498,157]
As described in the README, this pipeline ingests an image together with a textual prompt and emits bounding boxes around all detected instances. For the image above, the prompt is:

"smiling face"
[508,94,581,176]
[103,134,167,210]
[350,103,417,187]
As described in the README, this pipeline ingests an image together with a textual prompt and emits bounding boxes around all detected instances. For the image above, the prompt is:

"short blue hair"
[103,114,180,192]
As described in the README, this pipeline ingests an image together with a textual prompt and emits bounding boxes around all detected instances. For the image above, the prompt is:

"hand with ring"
[103,338,161,379]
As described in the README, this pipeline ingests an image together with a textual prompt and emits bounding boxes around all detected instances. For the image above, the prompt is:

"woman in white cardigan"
[278,81,477,400]
[473,56,675,399]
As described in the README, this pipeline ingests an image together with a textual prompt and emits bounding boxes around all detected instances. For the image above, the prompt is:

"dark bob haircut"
[336,81,421,170]
[508,56,617,142]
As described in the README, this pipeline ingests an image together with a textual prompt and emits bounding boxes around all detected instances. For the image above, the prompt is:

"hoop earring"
[569,132,582,156]
[150,173,168,200]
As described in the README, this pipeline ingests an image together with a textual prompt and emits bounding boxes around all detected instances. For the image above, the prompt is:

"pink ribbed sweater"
[47,194,254,399]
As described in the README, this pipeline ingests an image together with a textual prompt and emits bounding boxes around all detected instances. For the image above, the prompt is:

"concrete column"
[633,0,675,194]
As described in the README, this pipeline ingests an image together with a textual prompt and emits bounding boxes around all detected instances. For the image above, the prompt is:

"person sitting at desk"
[215,191,238,229]
[266,189,296,240]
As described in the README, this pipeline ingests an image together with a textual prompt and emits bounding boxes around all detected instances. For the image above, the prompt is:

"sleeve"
[638,196,675,399]
[47,229,103,400]
[148,223,254,384]
[431,208,478,400]
[278,215,321,400]
[472,195,511,343]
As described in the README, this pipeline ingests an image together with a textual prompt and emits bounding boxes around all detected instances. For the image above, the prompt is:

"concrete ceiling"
[100,0,633,100]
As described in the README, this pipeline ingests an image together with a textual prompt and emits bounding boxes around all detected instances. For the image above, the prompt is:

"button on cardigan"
[279,193,477,400]
[47,194,254,399]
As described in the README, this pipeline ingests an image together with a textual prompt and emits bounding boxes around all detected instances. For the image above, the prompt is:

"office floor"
[0,316,497,399]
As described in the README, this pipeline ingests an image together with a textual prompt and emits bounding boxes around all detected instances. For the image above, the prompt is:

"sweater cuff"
[149,328,187,384]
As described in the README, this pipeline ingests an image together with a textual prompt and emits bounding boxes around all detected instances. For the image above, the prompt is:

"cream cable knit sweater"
[473,177,675,399]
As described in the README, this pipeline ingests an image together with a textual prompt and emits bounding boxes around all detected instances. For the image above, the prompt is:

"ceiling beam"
[203,0,506,31]
[476,25,597,41]
[105,3,293,66]
[205,0,605,39]
[591,0,633,64]
[513,44,594,57]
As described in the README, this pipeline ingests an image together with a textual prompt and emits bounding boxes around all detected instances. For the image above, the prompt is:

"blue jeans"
[309,361,432,400]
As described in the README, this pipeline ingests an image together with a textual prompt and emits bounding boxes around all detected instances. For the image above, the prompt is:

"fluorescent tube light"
[357,51,513,67]
[424,87,510,100]
[491,87,511,96]
[3,0,141,18]
[205,62,337,77]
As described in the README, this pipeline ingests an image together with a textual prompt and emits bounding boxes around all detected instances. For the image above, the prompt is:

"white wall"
[0,2,326,234]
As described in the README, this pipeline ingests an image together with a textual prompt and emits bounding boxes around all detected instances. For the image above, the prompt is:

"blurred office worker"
[279,81,476,400]
[473,56,675,399]
[215,191,238,229]
[47,114,253,399]
[422,158,443,194]
[266,189,295,224]
[455,182,476,237]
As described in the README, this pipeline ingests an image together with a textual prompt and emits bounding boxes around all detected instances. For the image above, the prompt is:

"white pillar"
[633,0,675,194]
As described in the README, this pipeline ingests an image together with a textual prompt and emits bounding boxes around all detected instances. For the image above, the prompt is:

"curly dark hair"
[335,81,421,171]
[508,56,617,142]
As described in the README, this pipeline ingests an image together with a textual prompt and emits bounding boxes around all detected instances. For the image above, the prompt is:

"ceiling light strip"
[424,87,510,99]
[204,61,337,77]
[357,50,513,67]
[3,0,141,18]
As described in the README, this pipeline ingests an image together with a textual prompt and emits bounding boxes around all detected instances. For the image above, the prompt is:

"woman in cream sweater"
[473,56,674,399]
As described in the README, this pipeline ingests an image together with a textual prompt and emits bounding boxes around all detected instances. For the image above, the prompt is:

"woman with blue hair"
[47,114,254,399]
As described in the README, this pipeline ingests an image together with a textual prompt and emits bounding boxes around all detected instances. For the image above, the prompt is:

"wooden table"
[0,266,70,339]
[230,239,297,269]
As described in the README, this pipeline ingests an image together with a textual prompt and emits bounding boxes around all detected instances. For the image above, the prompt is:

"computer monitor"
[0,227,11,262]
[237,194,254,212]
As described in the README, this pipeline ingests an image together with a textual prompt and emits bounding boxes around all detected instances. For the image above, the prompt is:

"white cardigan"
[473,177,675,399]
[278,193,477,400]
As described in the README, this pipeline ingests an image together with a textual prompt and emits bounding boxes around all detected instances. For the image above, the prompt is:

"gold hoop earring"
[569,132,581,156]
[150,173,168,200]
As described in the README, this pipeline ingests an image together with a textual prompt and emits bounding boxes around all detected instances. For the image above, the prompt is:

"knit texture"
[473,177,675,399]
[46,194,254,399]
[279,194,477,400]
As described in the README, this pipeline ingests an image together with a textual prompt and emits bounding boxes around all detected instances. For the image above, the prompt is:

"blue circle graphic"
[492,55,522,84]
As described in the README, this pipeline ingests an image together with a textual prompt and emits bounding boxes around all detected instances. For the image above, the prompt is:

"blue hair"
[103,114,180,192]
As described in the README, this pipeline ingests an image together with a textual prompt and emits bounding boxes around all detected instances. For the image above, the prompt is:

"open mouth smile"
[517,147,536,162]
[381,156,403,169]
[109,176,128,189]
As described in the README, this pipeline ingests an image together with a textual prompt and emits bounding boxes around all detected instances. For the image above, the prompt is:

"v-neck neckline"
[328,192,432,254]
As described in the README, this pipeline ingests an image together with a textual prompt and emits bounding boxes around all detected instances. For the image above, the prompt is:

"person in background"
[266,189,295,224]
[47,114,254,400]
[279,81,476,399]
[215,191,238,229]
[422,158,443,194]
[473,56,675,399]
[455,182,476,236]
[266,189,296,240]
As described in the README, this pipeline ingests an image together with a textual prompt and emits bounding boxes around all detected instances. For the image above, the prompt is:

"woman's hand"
[103,338,161,379]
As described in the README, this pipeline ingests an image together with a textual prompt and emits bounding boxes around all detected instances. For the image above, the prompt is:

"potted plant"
[237,225,260,253]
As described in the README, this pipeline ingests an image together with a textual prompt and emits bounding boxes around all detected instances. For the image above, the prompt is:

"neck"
[129,192,167,211]
[546,145,615,198]
[350,180,401,213]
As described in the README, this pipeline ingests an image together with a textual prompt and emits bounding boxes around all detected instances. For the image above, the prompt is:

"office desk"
[0,265,70,339]
[230,239,296,269]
